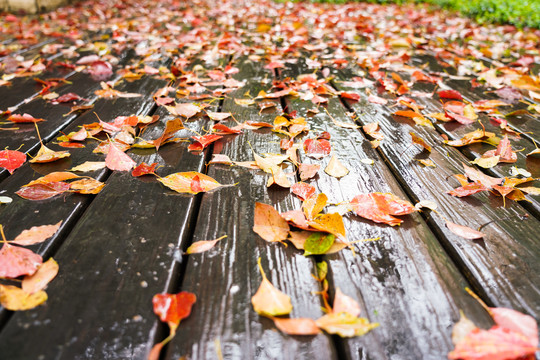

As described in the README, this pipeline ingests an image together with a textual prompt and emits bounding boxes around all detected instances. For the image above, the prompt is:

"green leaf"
[304,232,335,256]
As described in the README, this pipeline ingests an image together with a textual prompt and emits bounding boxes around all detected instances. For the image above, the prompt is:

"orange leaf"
[12,221,62,246]
[350,193,416,226]
[445,221,485,240]
[152,291,196,330]
[253,202,289,243]
[22,258,59,294]
[105,141,136,171]
[273,317,321,335]
[251,258,292,317]
[158,172,225,194]
[186,235,226,254]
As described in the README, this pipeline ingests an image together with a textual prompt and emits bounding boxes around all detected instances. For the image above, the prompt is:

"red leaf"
[0,243,42,278]
[438,89,462,100]
[105,141,136,171]
[291,182,316,201]
[303,139,331,159]
[16,182,71,200]
[447,182,487,197]
[152,291,196,329]
[0,150,26,174]
[87,60,113,81]
[188,134,222,152]
[448,326,537,360]
[490,308,539,348]
[131,162,158,177]
[51,92,82,104]
[350,193,416,226]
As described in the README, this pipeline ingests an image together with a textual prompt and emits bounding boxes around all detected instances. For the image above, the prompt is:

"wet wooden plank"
[167,57,337,360]
[330,67,540,318]
[0,49,139,181]
[0,65,169,348]
[281,62,493,360]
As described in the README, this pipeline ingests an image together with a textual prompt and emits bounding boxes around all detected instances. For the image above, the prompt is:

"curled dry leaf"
[186,235,226,254]
[69,178,105,194]
[251,258,293,317]
[22,258,59,294]
[324,154,349,178]
[0,284,47,311]
[445,221,485,240]
[410,132,431,152]
[0,149,26,174]
[29,144,70,163]
[158,172,226,194]
[273,317,321,336]
[253,202,289,243]
[12,221,62,246]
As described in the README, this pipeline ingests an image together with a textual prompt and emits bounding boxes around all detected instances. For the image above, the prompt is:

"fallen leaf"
[132,162,158,177]
[332,288,361,317]
[303,232,335,256]
[304,138,331,159]
[325,154,349,178]
[69,178,105,194]
[186,235,227,254]
[105,141,136,171]
[452,311,477,346]
[308,213,346,239]
[152,118,184,150]
[273,317,321,335]
[470,155,500,169]
[188,134,222,152]
[0,150,26,174]
[158,172,225,194]
[253,202,290,243]
[350,193,416,226]
[70,161,106,172]
[302,193,328,220]
[8,113,45,123]
[291,182,316,201]
[410,132,431,152]
[16,182,71,200]
[446,221,485,240]
[315,312,379,338]
[490,307,538,347]
[12,221,62,246]
[447,182,487,197]
[0,243,42,278]
[22,258,59,294]
[299,163,320,181]
[153,291,197,331]
[0,284,47,311]
[29,144,70,163]
[251,257,293,317]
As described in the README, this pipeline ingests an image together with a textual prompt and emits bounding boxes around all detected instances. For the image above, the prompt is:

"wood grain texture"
[281,62,494,360]
[167,58,337,360]
[329,66,540,319]
[0,66,171,359]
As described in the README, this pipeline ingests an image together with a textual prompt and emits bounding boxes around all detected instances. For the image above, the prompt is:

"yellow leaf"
[0,284,47,311]
[158,172,225,194]
[29,145,70,163]
[315,312,379,337]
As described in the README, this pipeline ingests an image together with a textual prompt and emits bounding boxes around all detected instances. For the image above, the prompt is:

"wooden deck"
[0,1,539,359]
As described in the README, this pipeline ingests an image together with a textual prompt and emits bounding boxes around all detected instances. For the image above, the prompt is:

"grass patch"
[287,0,540,29]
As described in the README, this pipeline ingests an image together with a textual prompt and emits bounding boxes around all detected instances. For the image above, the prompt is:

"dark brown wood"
[328,65,540,319]
[281,62,494,360]
[167,57,337,360]
[0,63,171,359]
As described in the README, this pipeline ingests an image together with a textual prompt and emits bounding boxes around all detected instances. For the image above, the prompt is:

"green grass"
[288,0,540,29]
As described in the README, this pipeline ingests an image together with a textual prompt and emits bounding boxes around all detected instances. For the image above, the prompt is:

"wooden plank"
[0,63,169,341]
[329,66,540,317]
[280,62,493,359]
[0,49,139,181]
[167,57,337,360]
